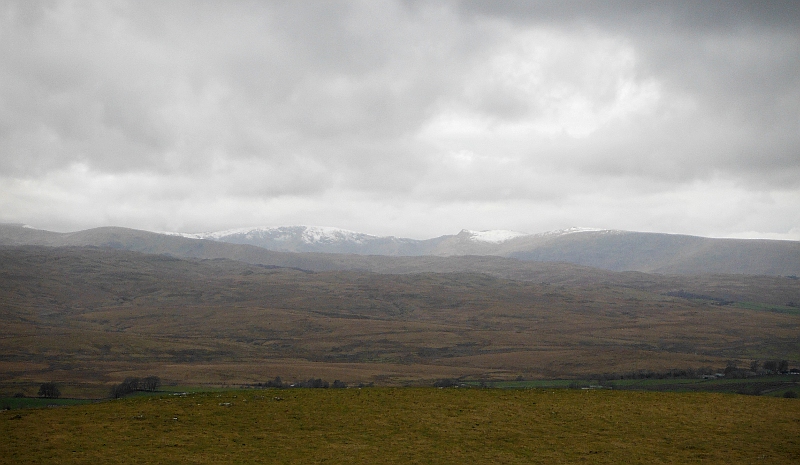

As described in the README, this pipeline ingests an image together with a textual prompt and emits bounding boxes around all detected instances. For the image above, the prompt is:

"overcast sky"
[1,1,799,239]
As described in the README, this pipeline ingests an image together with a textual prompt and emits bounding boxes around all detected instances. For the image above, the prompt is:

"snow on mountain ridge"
[166,225,614,245]
[299,226,377,244]
[166,226,380,244]
[465,230,530,243]
[537,227,608,237]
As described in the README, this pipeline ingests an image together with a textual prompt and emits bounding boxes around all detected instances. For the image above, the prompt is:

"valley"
[1,245,798,397]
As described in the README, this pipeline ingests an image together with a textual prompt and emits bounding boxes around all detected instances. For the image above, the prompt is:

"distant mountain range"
[2,223,799,276]
[167,225,800,275]
[165,225,584,255]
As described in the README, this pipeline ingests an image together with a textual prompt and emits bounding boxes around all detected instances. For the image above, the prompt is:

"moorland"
[1,244,798,397]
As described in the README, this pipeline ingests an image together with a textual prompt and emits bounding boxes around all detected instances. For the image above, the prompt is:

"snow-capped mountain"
[464,229,530,243]
[171,226,377,244]
[4,222,799,275]
[168,226,429,255]
[537,227,607,236]
[459,228,616,243]
[166,226,624,256]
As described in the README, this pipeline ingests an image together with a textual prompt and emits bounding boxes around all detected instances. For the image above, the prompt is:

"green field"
[734,301,800,316]
[473,375,800,397]
[0,397,94,410]
[2,388,798,464]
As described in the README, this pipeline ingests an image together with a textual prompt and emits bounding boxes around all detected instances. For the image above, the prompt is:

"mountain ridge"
[1,223,798,276]
[164,225,626,256]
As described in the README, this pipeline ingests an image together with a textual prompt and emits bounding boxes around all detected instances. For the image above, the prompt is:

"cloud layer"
[1,0,799,239]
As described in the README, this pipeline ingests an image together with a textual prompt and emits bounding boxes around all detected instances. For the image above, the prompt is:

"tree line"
[253,377,349,389]
[110,376,161,398]
[725,359,791,378]
[590,361,794,383]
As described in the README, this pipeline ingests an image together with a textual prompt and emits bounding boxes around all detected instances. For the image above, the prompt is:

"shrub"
[38,382,61,399]
[261,377,286,388]
[141,376,161,392]
[433,379,459,388]
[110,376,161,398]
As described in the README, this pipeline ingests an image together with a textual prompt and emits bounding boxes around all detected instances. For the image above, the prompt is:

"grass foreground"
[2,388,799,464]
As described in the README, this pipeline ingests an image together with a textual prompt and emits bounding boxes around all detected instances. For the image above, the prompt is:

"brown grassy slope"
[2,389,799,464]
[0,246,798,394]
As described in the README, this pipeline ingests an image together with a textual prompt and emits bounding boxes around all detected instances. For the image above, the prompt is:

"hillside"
[508,230,800,275]
[1,245,798,395]
[2,224,799,306]
[169,225,800,275]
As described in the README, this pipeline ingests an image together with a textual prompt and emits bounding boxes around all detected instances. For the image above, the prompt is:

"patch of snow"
[164,226,381,244]
[162,231,207,240]
[466,230,530,243]
[538,227,608,237]
[164,225,621,244]
[204,226,274,240]
[163,227,257,240]
[300,226,376,244]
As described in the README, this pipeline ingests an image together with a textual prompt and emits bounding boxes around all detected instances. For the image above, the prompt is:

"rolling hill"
[2,223,799,275]
[1,245,798,395]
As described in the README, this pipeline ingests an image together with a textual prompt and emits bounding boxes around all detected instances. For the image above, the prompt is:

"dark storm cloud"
[0,0,798,238]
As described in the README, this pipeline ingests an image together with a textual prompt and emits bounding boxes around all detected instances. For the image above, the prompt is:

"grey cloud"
[454,1,800,32]
[0,0,798,238]
[0,1,466,174]
[450,1,800,181]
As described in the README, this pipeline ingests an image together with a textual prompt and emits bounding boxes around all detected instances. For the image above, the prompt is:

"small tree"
[110,384,127,399]
[307,378,328,388]
[724,360,738,374]
[38,382,61,399]
[433,378,459,388]
[142,376,161,392]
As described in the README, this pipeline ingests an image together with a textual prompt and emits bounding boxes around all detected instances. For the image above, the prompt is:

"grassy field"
[0,397,94,410]
[2,388,798,464]
[734,301,800,316]
[473,375,800,397]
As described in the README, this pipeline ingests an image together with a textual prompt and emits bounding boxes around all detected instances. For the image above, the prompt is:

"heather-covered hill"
[1,245,797,394]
